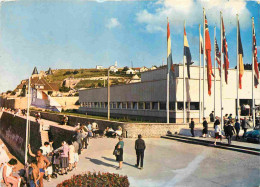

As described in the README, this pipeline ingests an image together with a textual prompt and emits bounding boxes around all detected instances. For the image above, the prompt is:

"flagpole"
[220,11,224,129]
[203,8,206,118]
[236,14,239,120]
[199,24,202,124]
[214,27,216,122]
[252,17,255,127]
[166,17,170,124]
[183,20,186,123]
[25,77,31,164]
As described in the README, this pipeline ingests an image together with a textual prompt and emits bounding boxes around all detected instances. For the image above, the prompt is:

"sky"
[0,0,259,92]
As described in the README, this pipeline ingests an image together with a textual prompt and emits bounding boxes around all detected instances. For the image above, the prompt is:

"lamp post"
[107,66,112,120]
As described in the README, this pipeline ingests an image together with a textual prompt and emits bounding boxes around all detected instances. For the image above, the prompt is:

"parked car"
[245,125,260,143]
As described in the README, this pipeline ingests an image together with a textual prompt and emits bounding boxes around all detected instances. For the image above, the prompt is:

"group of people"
[189,113,253,146]
[113,134,146,170]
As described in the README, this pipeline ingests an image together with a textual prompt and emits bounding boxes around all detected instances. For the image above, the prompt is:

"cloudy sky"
[0,0,259,92]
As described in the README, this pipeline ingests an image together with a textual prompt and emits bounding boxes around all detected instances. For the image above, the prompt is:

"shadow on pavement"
[102,156,136,168]
[85,157,117,168]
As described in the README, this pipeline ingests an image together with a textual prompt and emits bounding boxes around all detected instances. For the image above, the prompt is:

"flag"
[222,17,229,84]
[215,37,221,76]
[238,20,244,89]
[167,19,174,74]
[184,26,192,79]
[253,19,259,88]
[200,33,203,54]
[205,15,213,95]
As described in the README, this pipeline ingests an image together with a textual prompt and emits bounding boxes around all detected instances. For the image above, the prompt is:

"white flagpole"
[203,8,206,118]
[220,12,224,129]
[167,18,170,124]
[236,14,240,120]
[214,27,216,121]
[25,77,31,164]
[199,24,202,124]
[183,20,186,123]
[252,17,255,127]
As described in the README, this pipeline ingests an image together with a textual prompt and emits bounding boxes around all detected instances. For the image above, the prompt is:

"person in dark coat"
[241,117,251,138]
[209,111,214,122]
[114,137,124,170]
[234,119,241,140]
[135,134,146,169]
[189,118,195,137]
[226,121,235,145]
[214,117,220,129]
[202,117,208,138]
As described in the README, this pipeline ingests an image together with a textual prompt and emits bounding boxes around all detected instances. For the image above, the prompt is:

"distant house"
[150,66,157,70]
[133,67,141,73]
[129,74,141,83]
[96,65,104,69]
[140,66,149,72]
[126,68,136,75]
[109,65,118,73]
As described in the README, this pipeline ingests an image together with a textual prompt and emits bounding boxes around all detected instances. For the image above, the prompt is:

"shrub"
[57,172,130,187]
[59,86,70,92]
[10,91,16,95]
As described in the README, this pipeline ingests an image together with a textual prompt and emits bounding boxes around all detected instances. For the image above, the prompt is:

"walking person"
[68,140,75,171]
[55,141,69,175]
[135,134,146,170]
[226,121,236,145]
[202,117,208,138]
[214,116,220,129]
[214,123,222,146]
[242,117,251,138]
[114,137,124,170]
[189,118,195,137]
[234,119,241,140]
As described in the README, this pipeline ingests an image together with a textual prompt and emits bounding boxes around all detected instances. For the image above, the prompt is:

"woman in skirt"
[115,137,124,170]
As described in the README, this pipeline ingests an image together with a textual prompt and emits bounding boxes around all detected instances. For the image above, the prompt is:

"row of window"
[80,101,200,111]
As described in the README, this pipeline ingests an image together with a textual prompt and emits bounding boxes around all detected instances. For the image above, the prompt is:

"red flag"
[205,15,213,96]
[253,19,259,88]
[222,17,229,84]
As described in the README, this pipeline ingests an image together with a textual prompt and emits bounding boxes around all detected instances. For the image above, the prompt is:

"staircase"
[40,130,49,146]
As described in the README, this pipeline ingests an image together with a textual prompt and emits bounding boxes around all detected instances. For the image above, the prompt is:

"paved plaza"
[44,137,260,187]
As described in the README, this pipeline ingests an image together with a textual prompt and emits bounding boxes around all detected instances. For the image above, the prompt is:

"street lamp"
[107,66,112,120]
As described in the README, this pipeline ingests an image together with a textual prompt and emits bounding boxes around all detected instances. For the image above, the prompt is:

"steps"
[161,134,260,156]
[40,130,49,146]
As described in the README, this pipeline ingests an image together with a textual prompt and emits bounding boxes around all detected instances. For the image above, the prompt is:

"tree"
[59,86,70,92]
[122,66,129,72]
[97,82,102,87]
[20,85,26,97]
[11,91,16,95]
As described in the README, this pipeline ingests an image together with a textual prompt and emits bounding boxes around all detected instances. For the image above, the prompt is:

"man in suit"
[135,134,146,170]
[190,118,195,137]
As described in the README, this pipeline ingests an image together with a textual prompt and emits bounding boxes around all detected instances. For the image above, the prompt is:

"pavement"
[44,137,260,187]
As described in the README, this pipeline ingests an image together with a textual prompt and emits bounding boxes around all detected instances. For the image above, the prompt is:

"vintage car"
[245,124,260,143]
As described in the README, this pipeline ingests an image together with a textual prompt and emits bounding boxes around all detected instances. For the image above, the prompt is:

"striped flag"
[184,26,192,79]
[253,19,259,88]
[215,37,221,76]
[238,20,244,89]
[167,19,174,74]
[222,17,229,84]
[205,15,213,95]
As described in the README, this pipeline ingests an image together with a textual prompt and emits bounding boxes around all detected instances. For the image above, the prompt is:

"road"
[44,137,260,187]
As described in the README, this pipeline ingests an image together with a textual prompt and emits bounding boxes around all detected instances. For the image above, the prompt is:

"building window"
[159,102,166,110]
[133,102,138,110]
[177,102,184,110]
[170,102,175,110]
[94,102,99,108]
[101,102,104,108]
[122,102,127,109]
[105,102,108,108]
[145,102,150,110]
[152,102,158,110]
[190,102,199,110]
[92,102,95,108]
[138,102,144,110]
[127,102,131,109]
[113,102,116,109]
[117,102,122,109]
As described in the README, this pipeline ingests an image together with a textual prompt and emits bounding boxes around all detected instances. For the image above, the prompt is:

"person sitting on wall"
[106,127,116,138]
[115,126,123,137]
[1,158,21,187]
[62,115,68,125]
[29,160,40,187]
[92,122,98,137]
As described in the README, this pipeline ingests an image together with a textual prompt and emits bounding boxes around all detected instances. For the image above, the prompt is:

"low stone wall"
[0,112,41,164]
[124,123,188,138]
